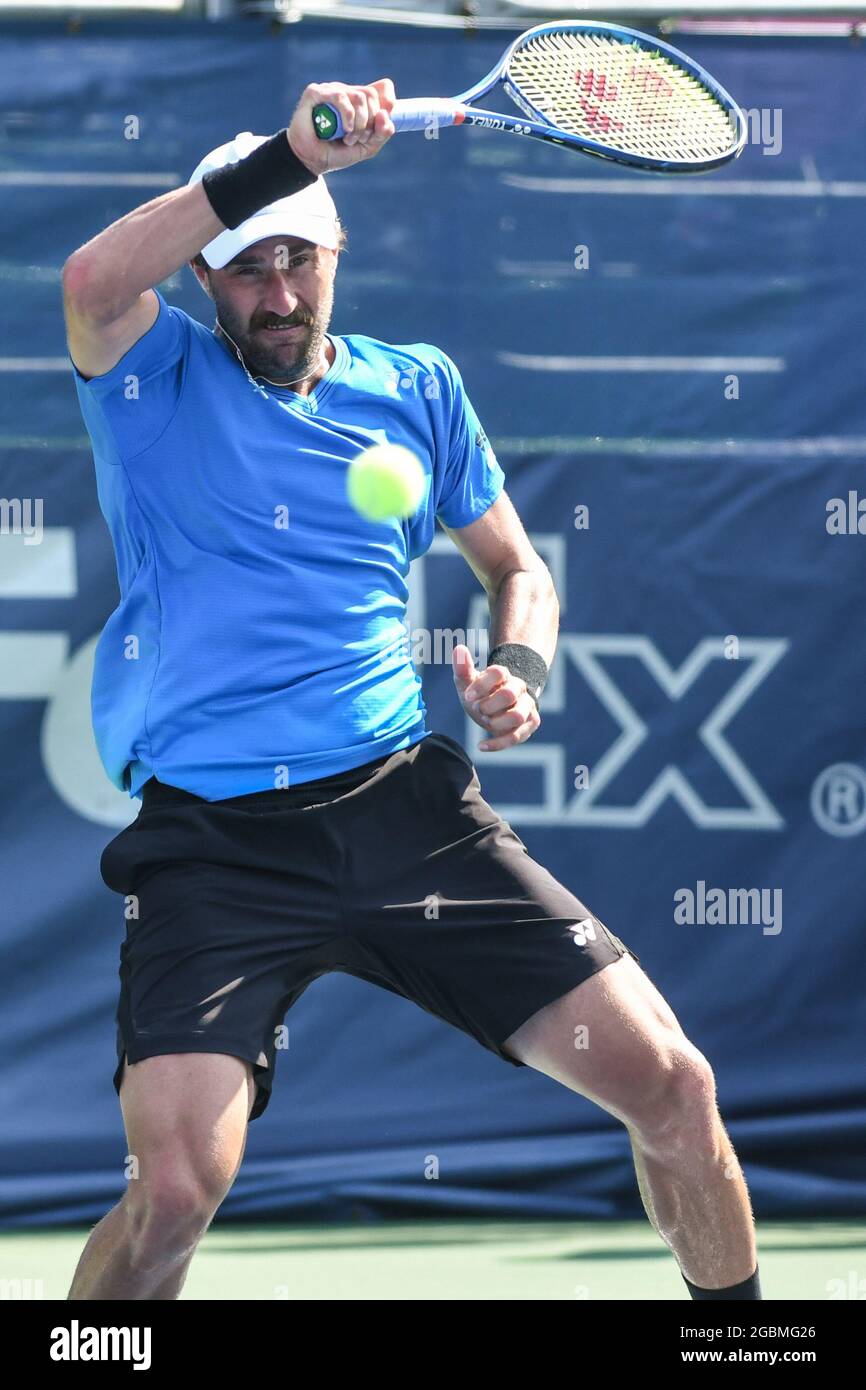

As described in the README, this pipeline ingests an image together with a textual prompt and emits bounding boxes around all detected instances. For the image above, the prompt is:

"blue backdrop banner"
[0,19,864,1225]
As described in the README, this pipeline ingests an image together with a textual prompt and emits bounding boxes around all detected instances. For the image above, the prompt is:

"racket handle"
[312,98,466,141]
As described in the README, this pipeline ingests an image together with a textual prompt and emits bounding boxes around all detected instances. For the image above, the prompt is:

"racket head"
[494,21,746,172]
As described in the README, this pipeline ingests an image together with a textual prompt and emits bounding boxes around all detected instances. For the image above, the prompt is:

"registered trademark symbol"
[811,763,866,837]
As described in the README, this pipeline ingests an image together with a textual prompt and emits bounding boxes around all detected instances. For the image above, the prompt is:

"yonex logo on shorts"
[568,918,597,946]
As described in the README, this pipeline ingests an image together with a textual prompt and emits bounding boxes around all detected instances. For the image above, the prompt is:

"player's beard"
[215,279,334,388]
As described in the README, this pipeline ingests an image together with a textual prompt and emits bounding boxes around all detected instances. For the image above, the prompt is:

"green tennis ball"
[346,443,426,521]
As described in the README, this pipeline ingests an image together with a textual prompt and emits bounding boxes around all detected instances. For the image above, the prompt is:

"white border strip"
[0,172,180,187]
[502,173,866,198]
[0,359,72,371]
[497,352,785,373]
[490,436,866,456]
[3,433,866,458]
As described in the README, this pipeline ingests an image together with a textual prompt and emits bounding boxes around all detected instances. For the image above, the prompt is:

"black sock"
[683,1264,762,1300]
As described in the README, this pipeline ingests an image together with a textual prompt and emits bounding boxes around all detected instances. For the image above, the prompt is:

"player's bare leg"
[67,1053,256,1300]
[503,952,757,1292]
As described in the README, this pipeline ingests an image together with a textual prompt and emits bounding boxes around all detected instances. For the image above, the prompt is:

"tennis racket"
[312,21,746,174]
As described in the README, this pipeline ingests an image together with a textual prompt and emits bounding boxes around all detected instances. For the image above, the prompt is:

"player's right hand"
[287,79,396,175]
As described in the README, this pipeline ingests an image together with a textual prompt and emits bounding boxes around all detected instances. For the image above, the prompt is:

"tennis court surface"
[3,1220,863,1300]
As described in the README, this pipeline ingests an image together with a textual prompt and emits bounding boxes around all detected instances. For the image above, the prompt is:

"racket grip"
[390,99,467,132]
[312,98,465,141]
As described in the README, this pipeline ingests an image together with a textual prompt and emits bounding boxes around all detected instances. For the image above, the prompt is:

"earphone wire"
[214,317,321,400]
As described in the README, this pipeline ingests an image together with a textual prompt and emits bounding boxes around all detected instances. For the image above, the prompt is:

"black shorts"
[101,732,639,1122]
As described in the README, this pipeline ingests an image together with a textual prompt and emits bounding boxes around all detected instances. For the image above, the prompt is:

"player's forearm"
[487,566,559,669]
[62,181,226,324]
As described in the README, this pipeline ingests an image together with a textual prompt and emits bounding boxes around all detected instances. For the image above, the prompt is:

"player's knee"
[124,1172,224,1267]
[627,1041,718,1155]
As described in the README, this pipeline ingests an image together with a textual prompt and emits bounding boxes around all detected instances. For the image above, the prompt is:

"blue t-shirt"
[71,291,505,801]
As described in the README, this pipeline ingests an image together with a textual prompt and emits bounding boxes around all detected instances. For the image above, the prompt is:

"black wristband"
[487,643,549,708]
[201,130,317,231]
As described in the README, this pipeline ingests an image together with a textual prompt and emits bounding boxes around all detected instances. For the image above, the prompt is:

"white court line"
[498,352,785,372]
[0,172,180,187]
[502,174,866,198]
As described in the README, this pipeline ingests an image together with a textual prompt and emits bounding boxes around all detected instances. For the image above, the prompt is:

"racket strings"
[506,30,737,163]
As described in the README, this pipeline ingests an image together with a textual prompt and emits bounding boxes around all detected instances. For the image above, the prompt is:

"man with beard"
[63,78,760,1302]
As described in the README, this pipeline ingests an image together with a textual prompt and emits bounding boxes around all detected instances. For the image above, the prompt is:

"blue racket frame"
[313,21,747,174]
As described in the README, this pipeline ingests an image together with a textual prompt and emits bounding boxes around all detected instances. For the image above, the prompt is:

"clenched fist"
[287,79,396,175]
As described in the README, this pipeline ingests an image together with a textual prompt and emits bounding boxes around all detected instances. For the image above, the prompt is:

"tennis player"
[63,79,760,1301]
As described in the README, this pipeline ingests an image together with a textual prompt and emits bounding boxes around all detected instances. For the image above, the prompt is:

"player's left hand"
[452,644,541,752]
